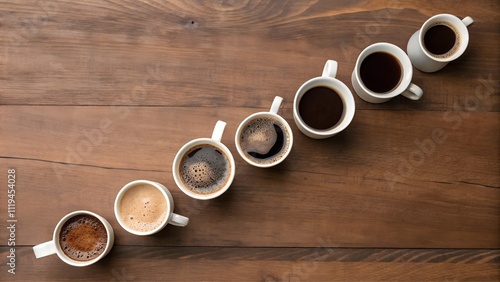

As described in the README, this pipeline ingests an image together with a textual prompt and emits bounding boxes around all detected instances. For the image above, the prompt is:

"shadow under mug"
[407,14,474,73]
[114,180,189,236]
[293,60,355,139]
[351,42,423,103]
[235,96,293,168]
[33,210,114,267]
[173,120,236,200]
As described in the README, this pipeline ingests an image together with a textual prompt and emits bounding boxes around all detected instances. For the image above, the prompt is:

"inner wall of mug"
[235,112,293,167]
[54,211,112,266]
[355,43,412,98]
[419,14,469,62]
[294,77,354,136]
[173,138,235,199]
[115,180,172,235]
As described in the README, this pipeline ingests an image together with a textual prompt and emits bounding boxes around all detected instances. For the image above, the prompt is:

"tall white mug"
[407,14,474,72]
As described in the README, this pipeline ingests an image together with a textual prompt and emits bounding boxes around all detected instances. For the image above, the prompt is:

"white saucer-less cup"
[173,120,236,200]
[293,60,356,139]
[352,42,424,103]
[114,180,189,236]
[235,96,293,168]
[407,14,474,73]
[33,210,114,267]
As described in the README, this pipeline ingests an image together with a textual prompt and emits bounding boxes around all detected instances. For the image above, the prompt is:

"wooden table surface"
[1,0,499,281]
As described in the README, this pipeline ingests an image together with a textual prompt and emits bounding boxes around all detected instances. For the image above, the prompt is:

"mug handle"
[322,60,338,78]
[402,83,424,101]
[269,96,283,115]
[169,213,189,227]
[33,240,57,259]
[462,16,474,27]
[211,120,227,142]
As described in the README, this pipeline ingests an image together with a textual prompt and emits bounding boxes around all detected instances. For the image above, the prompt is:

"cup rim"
[53,210,113,266]
[354,42,413,98]
[172,138,236,200]
[114,180,173,236]
[418,13,470,62]
[235,111,294,168]
[293,76,355,137]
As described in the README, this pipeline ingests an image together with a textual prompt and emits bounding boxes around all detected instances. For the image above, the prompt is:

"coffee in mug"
[351,42,423,103]
[115,180,189,235]
[173,120,236,200]
[59,214,108,261]
[236,96,293,167]
[293,60,355,139]
[179,144,231,195]
[33,211,114,267]
[407,14,473,72]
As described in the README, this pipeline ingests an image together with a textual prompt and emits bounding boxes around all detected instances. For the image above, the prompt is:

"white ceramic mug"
[235,96,293,168]
[352,42,423,103]
[173,120,236,200]
[114,180,189,236]
[33,210,114,267]
[293,60,355,139]
[407,14,474,72]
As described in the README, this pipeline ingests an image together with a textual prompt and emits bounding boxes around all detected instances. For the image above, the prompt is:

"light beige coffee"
[119,184,167,233]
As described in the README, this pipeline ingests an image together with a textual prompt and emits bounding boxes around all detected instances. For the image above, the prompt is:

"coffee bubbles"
[59,214,107,261]
[179,144,231,195]
[239,117,290,165]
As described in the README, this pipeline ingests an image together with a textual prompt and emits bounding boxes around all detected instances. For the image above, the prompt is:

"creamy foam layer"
[59,214,107,261]
[240,117,290,165]
[180,145,230,195]
[119,184,168,233]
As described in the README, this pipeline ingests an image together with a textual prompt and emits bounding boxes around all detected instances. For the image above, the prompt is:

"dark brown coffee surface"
[299,86,344,130]
[240,117,288,164]
[59,214,107,261]
[360,52,402,93]
[180,144,230,195]
[424,24,457,55]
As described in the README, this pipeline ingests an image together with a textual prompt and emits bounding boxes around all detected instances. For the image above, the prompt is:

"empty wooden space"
[1,0,498,281]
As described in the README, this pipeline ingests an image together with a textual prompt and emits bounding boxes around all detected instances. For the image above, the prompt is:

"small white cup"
[235,96,293,168]
[351,42,424,103]
[173,120,236,200]
[114,180,189,236]
[293,60,356,139]
[33,210,114,267]
[407,14,474,72]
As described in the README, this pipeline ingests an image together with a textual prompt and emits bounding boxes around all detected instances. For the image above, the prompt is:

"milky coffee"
[179,144,231,195]
[119,184,168,233]
[59,214,107,261]
[239,116,291,165]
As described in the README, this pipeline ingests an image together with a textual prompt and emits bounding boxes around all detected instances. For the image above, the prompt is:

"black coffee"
[360,52,402,93]
[59,214,107,261]
[299,86,344,130]
[180,144,230,195]
[424,23,458,57]
[240,117,290,165]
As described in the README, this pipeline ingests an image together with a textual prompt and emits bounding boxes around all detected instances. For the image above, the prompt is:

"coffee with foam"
[239,116,291,165]
[59,214,107,261]
[119,184,168,233]
[179,144,231,195]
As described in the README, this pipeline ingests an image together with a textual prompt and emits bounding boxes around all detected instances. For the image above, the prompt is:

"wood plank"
[0,156,497,248]
[2,247,499,281]
[1,1,498,111]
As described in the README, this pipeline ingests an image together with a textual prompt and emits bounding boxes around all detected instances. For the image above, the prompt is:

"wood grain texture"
[0,0,499,281]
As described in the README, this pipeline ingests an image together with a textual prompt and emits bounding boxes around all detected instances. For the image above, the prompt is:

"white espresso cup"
[293,60,355,139]
[173,120,236,200]
[33,210,114,267]
[352,42,424,103]
[114,180,189,236]
[407,14,474,72]
[235,96,293,168]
